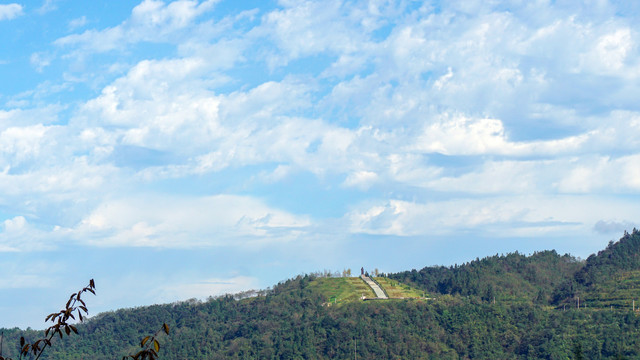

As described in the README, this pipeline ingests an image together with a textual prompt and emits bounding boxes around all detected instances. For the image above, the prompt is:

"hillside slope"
[2,231,640,359]
[553,229,640,308]
[5,275,640,359]
[389,249,583,304]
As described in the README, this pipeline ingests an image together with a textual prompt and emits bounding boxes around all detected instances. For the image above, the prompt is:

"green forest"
[3,230,640,359]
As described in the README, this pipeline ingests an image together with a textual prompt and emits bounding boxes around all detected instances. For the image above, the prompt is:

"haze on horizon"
[0,0,639,329]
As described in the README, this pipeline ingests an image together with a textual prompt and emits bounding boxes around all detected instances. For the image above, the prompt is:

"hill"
[2,230,640,359]
[389,249,583,305]
[308,276,428,304]
[553,229,640,309]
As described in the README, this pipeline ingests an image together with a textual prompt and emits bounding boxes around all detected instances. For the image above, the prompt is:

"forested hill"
[390,229,640,308]
[388,249,583,304]
[2,230,640,359]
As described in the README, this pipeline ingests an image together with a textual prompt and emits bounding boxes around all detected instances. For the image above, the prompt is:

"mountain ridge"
[3,229,640,359]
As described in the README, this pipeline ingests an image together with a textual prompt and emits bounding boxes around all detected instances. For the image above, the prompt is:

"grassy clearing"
[309,277,375,304]
[309,276,428,304]
[374,277,427,298]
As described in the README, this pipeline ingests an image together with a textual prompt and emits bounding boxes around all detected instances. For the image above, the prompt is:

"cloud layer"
[1,0,639,248]
[1,0,639,328]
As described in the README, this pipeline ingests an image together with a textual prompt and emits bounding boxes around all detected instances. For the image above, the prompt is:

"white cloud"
[157,276,259,302]
[55,0,221,53]
[580,27,636,75]
[0,125,49,164]
[556,154,640,193]
[593,220,637,234]
[0,105,64,129]
[343,170,378,190]
[348,195,640,238]
[74,57,365,180]
[68,16,87,30]
[258,0,374,67]
[0,3,23,20]
[70,194,311,248]
[0,216,61,252]
[3,215,26,233]
[30,52,54,72]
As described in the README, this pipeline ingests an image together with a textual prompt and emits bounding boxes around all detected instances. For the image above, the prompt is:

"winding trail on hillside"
[361,275,388,299]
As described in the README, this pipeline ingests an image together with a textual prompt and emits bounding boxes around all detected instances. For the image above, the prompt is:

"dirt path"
[361,275,388,299]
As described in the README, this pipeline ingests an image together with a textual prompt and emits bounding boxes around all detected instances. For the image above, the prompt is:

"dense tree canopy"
[3,231,640,359]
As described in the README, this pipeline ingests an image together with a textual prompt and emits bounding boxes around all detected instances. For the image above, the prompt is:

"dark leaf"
[66,295,74,309]
[141,336,150,347]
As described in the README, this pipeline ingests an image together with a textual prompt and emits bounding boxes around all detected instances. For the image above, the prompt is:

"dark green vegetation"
[390,229,640,310]
[2,230,640,359]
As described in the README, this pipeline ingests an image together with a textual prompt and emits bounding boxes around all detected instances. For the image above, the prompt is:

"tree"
[123,323,170,360]
[0,280,169,360]
[0,280,96,360]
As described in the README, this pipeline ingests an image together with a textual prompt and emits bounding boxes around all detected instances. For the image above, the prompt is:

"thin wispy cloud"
[0,3,23,20]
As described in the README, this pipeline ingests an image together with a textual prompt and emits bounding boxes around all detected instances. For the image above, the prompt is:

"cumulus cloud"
[348,196,640,238]
[4,0,640,253]
[69,194,310,248]
[55,0,221,53]
[0,216,60,252]
[411,113,588,156]
[0,3,22,20]
[258,0,375,67]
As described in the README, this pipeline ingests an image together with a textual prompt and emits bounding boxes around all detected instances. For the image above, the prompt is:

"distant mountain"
[3,230,640,359]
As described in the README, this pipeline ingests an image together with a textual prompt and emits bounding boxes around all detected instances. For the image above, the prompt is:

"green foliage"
[122,323,170,360]
[389,250,583,304]
[0,279,96,360]
[4,278,640,359]
[0,280,170,360]
[4,231,640,359]
[553,228,640,307]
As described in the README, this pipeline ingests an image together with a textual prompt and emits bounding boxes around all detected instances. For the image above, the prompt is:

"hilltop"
[2,230,640,359]
[308,275,427,304]
[390,229,640,310]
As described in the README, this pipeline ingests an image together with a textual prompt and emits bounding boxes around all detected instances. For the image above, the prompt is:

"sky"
[0,0,639,329]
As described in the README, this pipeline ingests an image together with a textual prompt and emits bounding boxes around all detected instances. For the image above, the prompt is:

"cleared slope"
[307,276,428,304]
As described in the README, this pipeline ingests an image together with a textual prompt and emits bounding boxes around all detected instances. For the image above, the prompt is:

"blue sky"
[1,0,639,329]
